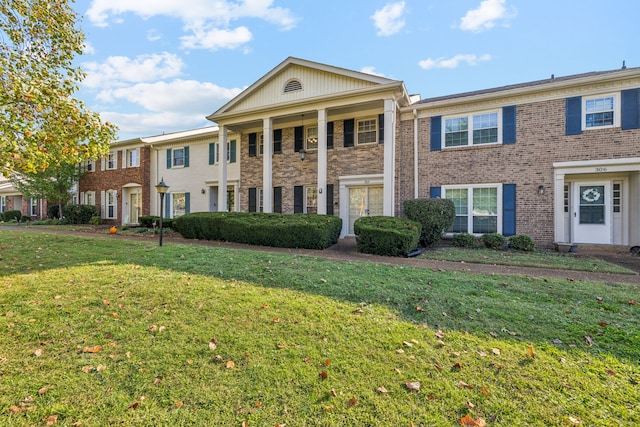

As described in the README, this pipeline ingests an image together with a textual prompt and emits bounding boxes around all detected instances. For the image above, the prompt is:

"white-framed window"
[583,93,620,129]
[106,152,116,170]
[306,127,318,151]
[30,198,38,216]
[86,159,95,172]
[172,193,186,218]
[305,187,317,213]
[227,186,235,212]
[443,110,501,148]
[258,134,265,155]
[443,184,502,234]
[258,189,264,212]
[172,148,185,167]
[85,191,95,206]
[127,148,139,167]
[357,118,377,145]
[0,195,6,213]
[106,190,117,219]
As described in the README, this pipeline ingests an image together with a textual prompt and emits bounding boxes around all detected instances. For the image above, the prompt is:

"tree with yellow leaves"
[0,0,116,176]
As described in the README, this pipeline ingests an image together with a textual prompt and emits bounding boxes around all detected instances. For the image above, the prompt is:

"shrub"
[403,198,455,247]
[354,216,421,257]
[47,205,60,219]
[481,233,506,250]
[173,212,342,250]
[139,215,174,229]
[2,210,22,222]
[63,204,99,224]
[453,232,476,248]
[89,216,102,226]
[509,234,535,251]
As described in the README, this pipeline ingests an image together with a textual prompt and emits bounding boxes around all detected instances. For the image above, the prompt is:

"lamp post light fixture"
[155,178,169,246]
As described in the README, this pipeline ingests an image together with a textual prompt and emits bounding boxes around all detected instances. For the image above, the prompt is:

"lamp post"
[155,178,169,246]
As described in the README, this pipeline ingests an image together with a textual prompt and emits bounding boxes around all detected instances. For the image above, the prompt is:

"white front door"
[348,186,383,234]
[129,193,141,224]
[572,182,611,244]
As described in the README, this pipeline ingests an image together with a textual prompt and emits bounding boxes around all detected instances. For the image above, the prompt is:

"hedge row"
[139,215,176,229]
[1,210,22,222]
[173,212,342,249]
[354,216,421,256]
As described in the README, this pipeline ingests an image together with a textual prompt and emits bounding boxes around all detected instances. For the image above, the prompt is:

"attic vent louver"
[284,79,302,93]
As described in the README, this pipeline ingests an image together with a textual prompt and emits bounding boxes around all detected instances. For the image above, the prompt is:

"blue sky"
[73,0,638,141]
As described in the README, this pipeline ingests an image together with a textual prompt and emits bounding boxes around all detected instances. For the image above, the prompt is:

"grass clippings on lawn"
[0,230,638,426]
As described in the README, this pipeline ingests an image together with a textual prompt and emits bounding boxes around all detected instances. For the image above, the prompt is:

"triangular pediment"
[209,57,400,120]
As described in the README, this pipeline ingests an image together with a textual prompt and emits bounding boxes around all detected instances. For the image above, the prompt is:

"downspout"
[413,109,419,199]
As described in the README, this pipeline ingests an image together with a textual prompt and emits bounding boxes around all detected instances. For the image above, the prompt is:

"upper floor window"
[86,159,95,172]
[583,94,619,129]
[444,110,500,148]
[172,148,185,167]
[357,118,377,145]
[306,127,318,151]
[106,153,116,170]
[127,148,139,167]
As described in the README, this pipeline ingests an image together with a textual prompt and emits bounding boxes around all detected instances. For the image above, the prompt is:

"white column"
[317,108,327,215]
[217,125,228,212]
[383,98,396,216]
[262,118,273,213]
[553,171,565,242]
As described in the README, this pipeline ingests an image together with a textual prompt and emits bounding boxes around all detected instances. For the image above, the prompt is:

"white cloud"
[360,66,386,77]
[86,0,297,51]
[459,0,515,32]
[371,1,406,36]
[82,52,184,88]
[418,54,491,70]
[147,29,162,42]
[181,26,253,51]
[96,80,243,114]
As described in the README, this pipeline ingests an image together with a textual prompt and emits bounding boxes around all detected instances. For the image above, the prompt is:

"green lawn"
[0,230,638,426]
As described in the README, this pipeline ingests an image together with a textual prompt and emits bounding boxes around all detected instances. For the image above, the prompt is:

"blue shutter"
[165,194,170,218]
[326,184,334,215]
[327,122,334,149]
[502,106,516,144]
[343,119,354,147]
[294,186,304,213]
[621,88,640,130]
[273,187,282,213]
[184,146,190,167]
[430,116,442,151]
[185,192,190,214]
[294,126,304,152]
[566,96,582,135]
[503,184,516,236]
[430,186,441,198]
[230,140,237,163]
[208,143,215,165]
[248,188,257,212]
[248,133,257,157]
[378,113,384,144]
[273,129,282,154]
[166,148,172,169]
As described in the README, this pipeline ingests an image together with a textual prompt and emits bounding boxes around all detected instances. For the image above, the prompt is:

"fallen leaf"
[492,348,501,355]
[568,416,582,425]
[477,350,487,357]
[453,363,462,370]
[434,363,442,372]
[460,414,486,427]
[435,330,445,339]
[103,299,110,305]
[273,317,280,323]
[585,335,594,346]
[628,300,639,305]
[489,331,499,338]
[128,402,139,410]
[466,401,475,409]
[405,381,420,391]
[402,341,414,347]
[606,369,616,376]
[331,388,337,397]
[38,386,54,395]
[348,397,357,406]
[9,405,21,414]
[457,381,473,389]
[46,415,58,425]
[479,386,490,397]
[225,360,235,369]
[325,359,330,366]
[81,365,93,373]
[377,386,388,393]
[153,376,163,385]
[319,371,328,380]
[396,349,405,354]
[552,339,564,345]
[34,348,43,357]
[175,401,184,408]
[437,340,446,347]
[528,345,535,359]
[416,306,424,312]
[82,345,102,354]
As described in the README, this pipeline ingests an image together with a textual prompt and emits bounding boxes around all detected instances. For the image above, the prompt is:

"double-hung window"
[357,118,377,145]
[0,195,5,213]
[30,198,38,216]
[583,93,619,129]
[106,190,116,219]
[86,159,95,172]
[172,193,186,217]
[444,110,500,148]
[306,127,318,151]
[172,148,185,167]
[127,149,139,167]
[443,185,501,234]
[85,191,95,206]
[106,153,116,170]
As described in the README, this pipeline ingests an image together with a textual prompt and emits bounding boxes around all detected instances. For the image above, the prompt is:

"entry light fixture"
[299,148,306,161]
